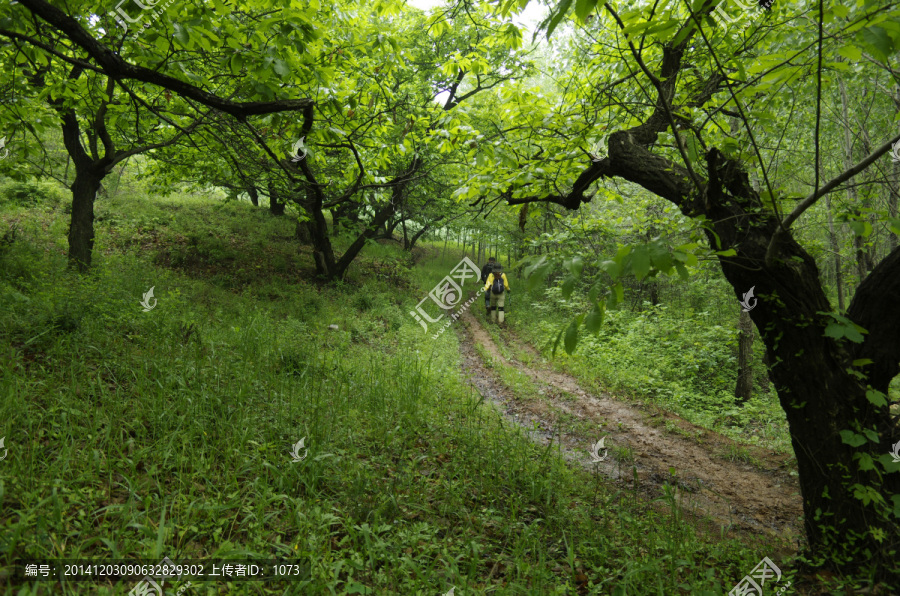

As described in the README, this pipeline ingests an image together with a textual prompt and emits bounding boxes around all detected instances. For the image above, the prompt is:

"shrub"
[0,179,65,208]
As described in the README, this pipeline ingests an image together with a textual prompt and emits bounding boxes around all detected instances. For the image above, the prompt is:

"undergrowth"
[0,190,790,594]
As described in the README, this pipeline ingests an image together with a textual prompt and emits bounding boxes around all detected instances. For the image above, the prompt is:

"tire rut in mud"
[455,304,803,552]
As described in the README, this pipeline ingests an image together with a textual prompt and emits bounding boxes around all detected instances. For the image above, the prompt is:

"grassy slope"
[1,192,787,594]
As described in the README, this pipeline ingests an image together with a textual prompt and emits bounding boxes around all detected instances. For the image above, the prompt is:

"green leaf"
[880,455,900,474]
[822,313,868,343]
[865,390,888,407]
[561,275,577,299]
[545,0,574,38]
[631,244,650,280]
[839,430,867,447]
[607,283,624,309]
[566,255,584,278]
[564,316,582,354]
[674,261,689,281]
[600,260,621,279]
[672,18,696,46]
[857,453,876,471]
[860,26,893,61]
[552,326,565,357]
[824,323,865,343]
[273,59,291,77]
[888,217,900,236]
[230,53,244,75]
[525,256,553,291]
[837,44,862,61]
[648,240,673,273]
[584,304,605,333]
[574,0,598,22]
[848,220,872,238]
[174,24,191,47]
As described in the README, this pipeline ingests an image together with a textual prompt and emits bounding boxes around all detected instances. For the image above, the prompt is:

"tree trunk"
[652,144,900,578]
[839,78,870,286]
[509,114,900,577]
[269,193,286,216]
[332,201,399,278]
[407,220,437,251]
[648,281,659,306]
[247,185,259,207]
[308,205,336,277]
[890,88,900,253]
[826,194,845,311]
[674,147,899,574]
[295,219,312,244]
[68,168,103,272]
[890,155,899,254]
[853,210,872,284]
[734,308,754,404]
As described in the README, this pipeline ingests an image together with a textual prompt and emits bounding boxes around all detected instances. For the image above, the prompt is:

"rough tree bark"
[734,308,754,404]
[825,194,845,311]
[67,166,104,271]
[295,218,312,245]
[269,193,286,216]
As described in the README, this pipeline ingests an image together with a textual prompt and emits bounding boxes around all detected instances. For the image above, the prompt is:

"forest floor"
[457,299,802,558]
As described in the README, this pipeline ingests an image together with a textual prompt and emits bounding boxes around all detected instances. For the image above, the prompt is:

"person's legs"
[484,289,491,317]
[490,293,498,322]
[497,292,506,324]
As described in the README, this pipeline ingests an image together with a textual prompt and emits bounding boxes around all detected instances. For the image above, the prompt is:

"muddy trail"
[456,303,803,554]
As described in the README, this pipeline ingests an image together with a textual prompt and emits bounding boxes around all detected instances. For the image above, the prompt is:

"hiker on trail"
[483,263,510,324]
[480,257,496,318]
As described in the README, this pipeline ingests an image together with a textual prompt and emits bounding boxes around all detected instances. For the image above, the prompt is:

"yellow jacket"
[483,272,510,291]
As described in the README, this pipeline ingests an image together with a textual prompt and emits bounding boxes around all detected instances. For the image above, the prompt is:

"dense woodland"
[1,0,900,593]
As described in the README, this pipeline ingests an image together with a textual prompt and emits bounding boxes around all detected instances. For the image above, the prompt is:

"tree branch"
[16,0,314,119]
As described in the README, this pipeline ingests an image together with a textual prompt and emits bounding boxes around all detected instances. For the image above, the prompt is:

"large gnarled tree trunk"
[502,14,900,578]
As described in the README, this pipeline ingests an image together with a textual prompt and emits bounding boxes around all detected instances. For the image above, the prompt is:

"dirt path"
[456,304,803,553]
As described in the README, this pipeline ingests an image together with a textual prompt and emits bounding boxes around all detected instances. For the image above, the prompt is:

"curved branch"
[16,0,314,119]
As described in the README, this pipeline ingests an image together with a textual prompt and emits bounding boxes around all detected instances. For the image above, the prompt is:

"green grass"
[0,189,793,594]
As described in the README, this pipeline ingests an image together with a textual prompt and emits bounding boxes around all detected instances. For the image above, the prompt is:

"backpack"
[491,272,505,295]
